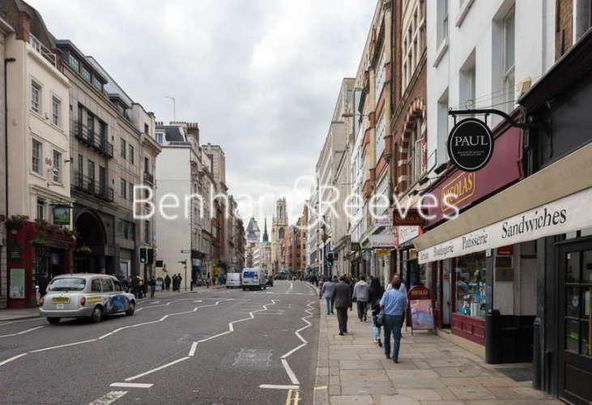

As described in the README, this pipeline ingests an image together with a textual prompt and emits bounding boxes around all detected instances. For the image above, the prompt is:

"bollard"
[485,309,503,364]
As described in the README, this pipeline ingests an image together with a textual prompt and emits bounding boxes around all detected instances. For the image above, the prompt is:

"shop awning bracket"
[448,108,532,129]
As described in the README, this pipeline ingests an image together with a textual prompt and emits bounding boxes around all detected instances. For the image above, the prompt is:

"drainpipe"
[4,57,15,219]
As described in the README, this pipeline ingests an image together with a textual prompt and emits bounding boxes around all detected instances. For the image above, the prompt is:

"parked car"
[39,274,136,324]
[241,268,266,291]
[226,272,242,288]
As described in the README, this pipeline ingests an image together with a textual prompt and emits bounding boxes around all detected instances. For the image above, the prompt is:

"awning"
[415,142,592,263]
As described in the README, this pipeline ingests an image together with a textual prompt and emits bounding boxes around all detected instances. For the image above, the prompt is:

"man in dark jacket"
[334,275,353,335]
[164,274,171,291]
[38,272,49,302]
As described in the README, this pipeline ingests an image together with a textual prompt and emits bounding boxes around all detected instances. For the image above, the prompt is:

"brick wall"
[556,0,574,59]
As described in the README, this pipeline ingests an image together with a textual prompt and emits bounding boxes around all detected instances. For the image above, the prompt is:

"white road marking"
[31,338,97,353]
[88,390,127,405]
[135,307,143,312]
[0,325,45,339]
[281,358,299,385]
[188,342,198,357]
[125,356,190,381]
[259,384,299,390]
[109,382,153,389]
[0,353,27,366]
[0,318,41,326]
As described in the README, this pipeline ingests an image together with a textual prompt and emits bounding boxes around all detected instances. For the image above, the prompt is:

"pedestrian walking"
[352,275,369,322]
[177,273,183,292]
[149,277,156,298]
[334,275,352,336]
[330,275,338,309]
[386,273,407,295]
[368,277,385,346]
[206,273,211,288]
[172,274,178,292]
[380,278,407,363]
[319,276,336,315]
[164,274,171,291]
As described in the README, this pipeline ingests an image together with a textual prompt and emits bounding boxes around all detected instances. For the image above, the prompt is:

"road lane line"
[88,390,127,405]
[281,358,299,385]
[0,325,45,338]
[110,382,153,389]
[188,342,198,357]
[31,338,97,352]
[259,384,299,390]
[281,343,307,359]
[124,357,190,381]
[0,353,27,366]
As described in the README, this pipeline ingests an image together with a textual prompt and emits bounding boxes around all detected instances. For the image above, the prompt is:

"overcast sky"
[29,0,374,228]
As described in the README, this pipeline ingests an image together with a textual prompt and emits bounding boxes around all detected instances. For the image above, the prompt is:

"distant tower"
[271,198,288,274]
[262,217,269,243]
[246,217,261,244]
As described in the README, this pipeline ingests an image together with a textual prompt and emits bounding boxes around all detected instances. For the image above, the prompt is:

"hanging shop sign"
[52,206,71,225]
[425,127,522,227]
[447,118,494,172]
[418,187,592,264]
[393,208,425,226]
[370,234,395,248]
[408,285,434,331]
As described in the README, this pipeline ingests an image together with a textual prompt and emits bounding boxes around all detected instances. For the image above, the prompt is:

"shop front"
[6,219,75,308]
[417,121,523,344]
[370,233,395,285]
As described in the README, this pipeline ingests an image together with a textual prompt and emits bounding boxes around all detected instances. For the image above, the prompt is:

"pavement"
[0,280,319,404]
[314,309,563,405]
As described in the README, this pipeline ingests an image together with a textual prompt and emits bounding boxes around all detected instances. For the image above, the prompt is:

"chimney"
[17,10,31,42]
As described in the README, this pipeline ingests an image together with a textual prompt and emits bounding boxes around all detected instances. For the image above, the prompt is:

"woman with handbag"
[368,277,385,347]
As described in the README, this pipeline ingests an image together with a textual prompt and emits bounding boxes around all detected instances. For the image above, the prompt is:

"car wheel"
[90,306,103,323]
[126,301,135,316]
[47,317,60,325]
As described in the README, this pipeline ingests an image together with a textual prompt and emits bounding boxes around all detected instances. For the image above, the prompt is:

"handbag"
[375,310,385,327]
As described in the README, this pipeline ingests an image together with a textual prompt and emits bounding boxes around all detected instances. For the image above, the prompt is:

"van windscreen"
[243,271,256,278]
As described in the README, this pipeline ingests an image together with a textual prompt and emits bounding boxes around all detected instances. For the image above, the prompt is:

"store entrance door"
[558,241,592,405]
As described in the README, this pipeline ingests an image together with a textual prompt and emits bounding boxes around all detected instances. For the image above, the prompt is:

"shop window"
[455,252,488,318]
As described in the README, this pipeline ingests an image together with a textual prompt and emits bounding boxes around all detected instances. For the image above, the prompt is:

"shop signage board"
[425,127,522,226]
[447,118,494,172]
[52,206,71,225]
[370,234,395,248]
[396,226,421,248]
[418,187,592,264]
[393,208,425,226]
[374,249,390,256]
[407,285,434,332]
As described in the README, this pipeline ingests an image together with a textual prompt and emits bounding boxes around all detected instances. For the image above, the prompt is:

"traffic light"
[147,248,154,264]
[139,247,147,264]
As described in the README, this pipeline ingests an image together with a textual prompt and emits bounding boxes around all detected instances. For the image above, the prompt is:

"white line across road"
[88,390,127,405]
[124,357,190,382]
[0,325,44,339]
[259,384,300,390]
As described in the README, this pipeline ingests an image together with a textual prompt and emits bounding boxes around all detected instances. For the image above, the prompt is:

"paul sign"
[447,118,494,172]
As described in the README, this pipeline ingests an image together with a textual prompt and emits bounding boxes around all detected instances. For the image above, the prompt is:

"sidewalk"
[314,311,561,405]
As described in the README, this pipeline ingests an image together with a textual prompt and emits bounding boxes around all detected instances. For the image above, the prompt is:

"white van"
[226,272,242,288]
[241,268,266,291]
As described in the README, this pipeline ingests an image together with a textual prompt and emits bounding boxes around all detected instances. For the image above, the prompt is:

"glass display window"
[455,252,489,318]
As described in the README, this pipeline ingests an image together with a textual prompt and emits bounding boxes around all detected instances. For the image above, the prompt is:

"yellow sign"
[375,249,390,257]
[86,295,102,304]
[442,172,476,212]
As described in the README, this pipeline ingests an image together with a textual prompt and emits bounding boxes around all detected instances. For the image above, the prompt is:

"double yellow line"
[285,389,301,405]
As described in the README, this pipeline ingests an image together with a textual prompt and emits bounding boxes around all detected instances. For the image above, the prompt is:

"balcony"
[143,171,154,185]
[73,121,113,158]
[72,171,114,202]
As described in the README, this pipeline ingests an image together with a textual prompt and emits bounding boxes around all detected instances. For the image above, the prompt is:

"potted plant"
[5,215,28,231]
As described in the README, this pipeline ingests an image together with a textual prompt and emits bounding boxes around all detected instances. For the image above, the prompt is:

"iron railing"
[143,171,154,185]
[72,120,113,158]
[72,171,114,202]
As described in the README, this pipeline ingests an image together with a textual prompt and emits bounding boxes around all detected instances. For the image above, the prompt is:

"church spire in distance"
[262,217,269,243]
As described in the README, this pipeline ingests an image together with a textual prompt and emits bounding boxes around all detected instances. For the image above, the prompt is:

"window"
[144,157,150,174]
[374,49,386,97]
[503,8,515,113]
[69,54,80,72]
[87,113,95,144]
[51,96,61,126]
[91,279,101,292]
[88,160,95,192]
[77,154,83,187]
[32,139,42,174]
[93,77,102,92]
[100,278,114,292]
[128,182,134,201]
[129,145,135,164]
[120,178,127,199]
[437,90,449,163]
[120,138,126,159]
[144,220,150,244]
[460,55,476,110]
[144,123,149,134]
[52,150,62,183]
[155,133,164,144]
[36,199,45,220]
[99,121,107,147]
[31,80,41,113]
[99,166,106,193]
[455,252,489,318]
[375,114,385,160]
[402,1,425,91]
[407,117,424,185]
[437,0,448,45]
[81,66,91,82]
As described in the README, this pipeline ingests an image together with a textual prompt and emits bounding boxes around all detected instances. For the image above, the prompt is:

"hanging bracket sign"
[447,118,494,172]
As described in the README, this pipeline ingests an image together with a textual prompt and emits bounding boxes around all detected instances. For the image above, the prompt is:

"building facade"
[271,197,288,274]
